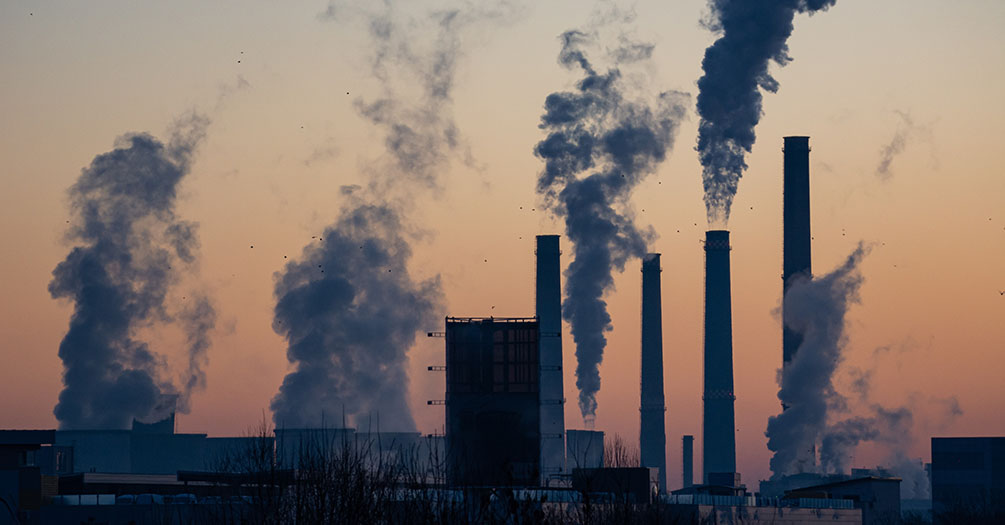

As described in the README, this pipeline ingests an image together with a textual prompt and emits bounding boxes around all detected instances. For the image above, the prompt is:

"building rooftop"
[785,476,902,495]
[0,429,55,445]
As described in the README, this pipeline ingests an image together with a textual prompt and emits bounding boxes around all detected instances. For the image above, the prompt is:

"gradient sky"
[1,0,1003,488]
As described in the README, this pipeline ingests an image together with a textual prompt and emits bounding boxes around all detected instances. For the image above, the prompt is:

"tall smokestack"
[640,254,667,493]
[702,230,736,483]
[537,235,566,482]
[783,136,812,366]
[682,435,694,488]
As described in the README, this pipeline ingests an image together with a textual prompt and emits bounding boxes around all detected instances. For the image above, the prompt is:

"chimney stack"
[783,136,812,366]
[702,230,736,483]
[640,254,667,494]
[536,235,566,482]
[682,435,694,488]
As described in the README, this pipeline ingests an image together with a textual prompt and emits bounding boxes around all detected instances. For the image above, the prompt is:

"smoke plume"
[535,29,688,422]
[768,243,962,496]
[875,110,934,180]
[271,1,509,429]
[696,0,837,226]
[49,112,215,429]
[271,192,441,430]
[766,243,867,476]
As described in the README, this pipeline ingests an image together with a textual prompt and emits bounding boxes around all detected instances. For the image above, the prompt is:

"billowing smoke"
[49,113,215,429]
[271,192,441,430]
[766,244,867,476]
[820,390,962,499]
[696,0,837,226]
[271,1,512,429]
[768,243,961,497]
[535,29,688,422]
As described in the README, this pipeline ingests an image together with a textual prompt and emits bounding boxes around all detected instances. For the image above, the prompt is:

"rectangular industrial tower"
[783,136,812,366]
[702,230,737,483]
[445,317,540,486]
[639,253,667,494]
[536,235,566,482]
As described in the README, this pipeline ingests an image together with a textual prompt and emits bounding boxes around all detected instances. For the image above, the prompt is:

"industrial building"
[444,316,541,486]
[784,477,902,525]
[931,436,1005,522]
[566,430,604,470]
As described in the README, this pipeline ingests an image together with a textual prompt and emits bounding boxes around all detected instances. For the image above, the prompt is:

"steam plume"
[49,113,215,429]
[271,193,441,430]
[535,29,688,422]
[271,1,509,429]
[875,110,933,180]
[766,243,867,476]
[696,0,837,226]
[768,243,962,494]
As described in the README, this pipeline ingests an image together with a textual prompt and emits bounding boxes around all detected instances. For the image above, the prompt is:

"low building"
[0,430,57,522]
[784,476,901,525]
[572,467,658,504]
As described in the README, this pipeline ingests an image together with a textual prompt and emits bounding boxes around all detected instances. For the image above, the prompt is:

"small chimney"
[682,435,694,488]
[640,254,667,494]
[536,235,566,481]
[702,230,736,483]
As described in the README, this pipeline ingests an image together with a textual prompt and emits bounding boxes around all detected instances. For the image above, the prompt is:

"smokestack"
[537,235,566,481]
[682,435,695,488]
[702,230,736,483]
[783,136,812,366]
[640,254,667,494]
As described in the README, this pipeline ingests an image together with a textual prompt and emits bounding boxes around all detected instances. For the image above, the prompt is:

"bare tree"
[604,433,640,468]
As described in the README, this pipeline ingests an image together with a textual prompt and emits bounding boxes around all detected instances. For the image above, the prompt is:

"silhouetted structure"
[536,235,566,482]
[931,437,1005,522]
[566,430,604,470]
[639,254,667,494]
[783,136,812,367]
[682,435,694,488]
[572,467,658,504]
[445,317,540,486]
[785,476,902,525]
[702,230,736,483]
[0,430,56,517]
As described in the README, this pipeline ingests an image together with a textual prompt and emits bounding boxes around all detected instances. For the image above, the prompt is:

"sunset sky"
[1,0,1003,488]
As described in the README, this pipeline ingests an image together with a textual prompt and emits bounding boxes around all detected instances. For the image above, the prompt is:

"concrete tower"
[640,254,667,494]
[536,235,566,483]
[702,230,736,483]
[783,136,812,366]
